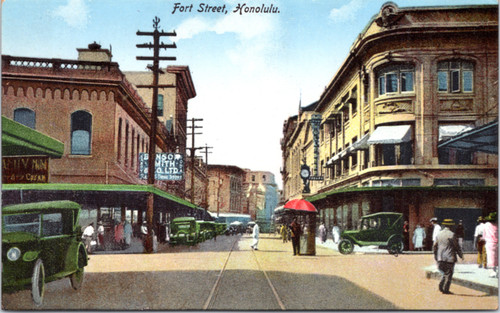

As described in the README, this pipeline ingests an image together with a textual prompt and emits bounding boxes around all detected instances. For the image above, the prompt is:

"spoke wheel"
[338,239,354,255]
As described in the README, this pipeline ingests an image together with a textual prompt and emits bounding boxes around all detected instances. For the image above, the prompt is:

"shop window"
[376,142,412,166]
[14,108,36,129]
[438,61,474,93]
[434,178,484,186]
[71,110,92,155]
[438,148,473,165]
[377,64,414,96]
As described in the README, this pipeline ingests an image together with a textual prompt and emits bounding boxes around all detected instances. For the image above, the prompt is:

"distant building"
[243,170,279,232]
[207,164,246,215]
[281,4,498,251]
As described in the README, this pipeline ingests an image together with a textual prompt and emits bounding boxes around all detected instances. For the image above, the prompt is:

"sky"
[1,0,497,189]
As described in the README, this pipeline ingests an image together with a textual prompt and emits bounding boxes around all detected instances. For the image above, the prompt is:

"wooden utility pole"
[187,118,203,204]
[202,144,213,209]
[136,16,176,253]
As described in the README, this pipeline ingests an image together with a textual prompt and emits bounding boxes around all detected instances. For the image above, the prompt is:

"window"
[377,64,414,96]
[117,119,122,161]
[434,179,484,186]
[14,108,36,129]
[437,61,474,93]
[438,124,475,165]
[125,123,129,165]
[42,213,62,237]
[71,111,92,155]
[158,94,164,116]
[376,142,413,166]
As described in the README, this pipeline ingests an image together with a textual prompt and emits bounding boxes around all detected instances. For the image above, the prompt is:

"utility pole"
[187,118,203,205]
[136,16,176,253]
[202,144,213,209]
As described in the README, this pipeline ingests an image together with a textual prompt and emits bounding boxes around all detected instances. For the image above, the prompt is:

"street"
[2,234,498,310]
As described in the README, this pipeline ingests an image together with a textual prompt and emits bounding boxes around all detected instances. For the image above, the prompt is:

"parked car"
[2,200,88,306]
[169,217,200,246]
[338,212,404,255]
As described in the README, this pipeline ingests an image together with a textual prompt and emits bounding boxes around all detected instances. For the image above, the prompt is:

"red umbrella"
[283,199,318,213]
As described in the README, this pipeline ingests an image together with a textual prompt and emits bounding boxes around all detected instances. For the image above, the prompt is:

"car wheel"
[338,239,354,255]
[31,259,45,306]
[70,249,86,290]
[388,237,403,255]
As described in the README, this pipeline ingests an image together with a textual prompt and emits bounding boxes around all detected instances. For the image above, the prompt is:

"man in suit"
[433,218,464,294]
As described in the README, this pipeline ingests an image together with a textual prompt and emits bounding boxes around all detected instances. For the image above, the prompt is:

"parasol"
[283,199,318,213]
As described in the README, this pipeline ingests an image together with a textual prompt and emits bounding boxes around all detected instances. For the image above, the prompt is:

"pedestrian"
[430,217,441,245]
[290,218,302,256]
[403,220,410,251]
[250,223,260,250]
[280,224,288,243]
[124,220,133,248]
[455,220,465,251]
[483,212,498,278]
[319,223,326,244]
[473,216,487,268]
[332,224,340,244]
[433,218,464,295]
[412,224,426,251]
[82,223,95,254]
[141,221,148,239]
[114,221,124,249]
[97,221,105,250]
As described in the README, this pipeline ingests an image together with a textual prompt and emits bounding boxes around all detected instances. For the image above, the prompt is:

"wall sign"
[2,156,49,183]
[139,153,184,181]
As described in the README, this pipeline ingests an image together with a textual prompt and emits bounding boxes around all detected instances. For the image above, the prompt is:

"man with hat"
[430,217,441,246]
[474,216,487,268]
[433,218,464,294]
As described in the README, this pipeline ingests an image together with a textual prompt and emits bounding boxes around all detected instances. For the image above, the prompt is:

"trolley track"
[203,235,286,310]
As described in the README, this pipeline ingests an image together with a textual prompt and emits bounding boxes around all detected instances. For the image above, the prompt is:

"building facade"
[243,170,280,232]
[2,43,205,243]
[207,164,246,215]
[281,3,498,251]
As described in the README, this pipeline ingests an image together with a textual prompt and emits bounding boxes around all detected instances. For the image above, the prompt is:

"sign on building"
[139,153,184,181]
[310,113,323,177]
[2,156,49,183]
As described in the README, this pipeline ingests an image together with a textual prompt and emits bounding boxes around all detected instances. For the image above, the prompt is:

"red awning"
[283,199,318,213]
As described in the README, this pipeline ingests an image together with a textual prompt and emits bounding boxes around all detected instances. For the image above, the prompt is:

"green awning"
[2,183,201,212]
[2,116,64,158]
[306,185,497,203]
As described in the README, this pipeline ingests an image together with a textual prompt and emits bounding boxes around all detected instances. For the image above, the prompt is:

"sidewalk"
[316,237,499,296]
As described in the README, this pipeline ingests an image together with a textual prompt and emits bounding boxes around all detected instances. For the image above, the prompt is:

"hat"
[477,216,485,222]
[98,221,103,225]
[441,219,455,226]
[430,217,438,222]
[485,212,497,222]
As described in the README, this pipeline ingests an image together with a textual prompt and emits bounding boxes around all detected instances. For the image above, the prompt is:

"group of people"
[431,212,498,295]
[277,219,306,255]
[81,220,135,253]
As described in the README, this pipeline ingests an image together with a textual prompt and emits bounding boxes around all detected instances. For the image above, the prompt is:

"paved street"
[2,234,498,310]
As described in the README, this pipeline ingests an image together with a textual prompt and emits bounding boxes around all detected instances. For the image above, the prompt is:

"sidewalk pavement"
[316,237,499,296]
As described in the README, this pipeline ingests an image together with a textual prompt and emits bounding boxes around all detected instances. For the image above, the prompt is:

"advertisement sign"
[2,156,49,184]
[139,153,184,181]
[310,114,323,176]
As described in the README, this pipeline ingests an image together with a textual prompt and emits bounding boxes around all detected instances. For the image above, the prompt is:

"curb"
[425,268,498,295]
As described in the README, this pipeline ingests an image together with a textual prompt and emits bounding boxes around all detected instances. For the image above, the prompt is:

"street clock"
[300,165,311,179]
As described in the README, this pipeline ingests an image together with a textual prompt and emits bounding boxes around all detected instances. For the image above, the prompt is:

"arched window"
[71,111,92,155]
[117,118,122,162]
[14,108,36,129]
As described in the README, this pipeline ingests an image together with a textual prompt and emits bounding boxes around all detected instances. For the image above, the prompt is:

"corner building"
[281,3,498,251]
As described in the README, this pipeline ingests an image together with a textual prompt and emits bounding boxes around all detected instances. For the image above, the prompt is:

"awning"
[438,120,498,154]
[367,125,412,145]
[326,149,348,166]
[438,124,474,141]
[2,116,64,158]
[351,133,370,151]
[2,183,211,219]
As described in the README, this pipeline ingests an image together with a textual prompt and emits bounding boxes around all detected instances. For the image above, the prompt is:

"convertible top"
[3,200,81,214]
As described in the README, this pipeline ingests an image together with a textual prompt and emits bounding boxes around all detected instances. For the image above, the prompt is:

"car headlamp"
[7,247,21,261]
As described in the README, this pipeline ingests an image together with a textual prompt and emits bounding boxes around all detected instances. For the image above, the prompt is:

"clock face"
[300,168,310,179]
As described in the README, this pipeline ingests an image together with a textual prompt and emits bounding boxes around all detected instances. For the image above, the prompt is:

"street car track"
[203,236,286,310]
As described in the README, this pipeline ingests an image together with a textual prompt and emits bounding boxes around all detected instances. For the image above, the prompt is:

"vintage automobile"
[197,221,216,241]
[338,212,404,255]
[169,217,201,246]
[215,222,227,236]
[2,200,88,306]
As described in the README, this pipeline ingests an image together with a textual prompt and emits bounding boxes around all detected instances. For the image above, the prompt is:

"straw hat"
[441,219,455,226]
[485,212,497,222]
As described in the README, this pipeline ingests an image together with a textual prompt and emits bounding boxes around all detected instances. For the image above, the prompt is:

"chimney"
[77,41,112,62]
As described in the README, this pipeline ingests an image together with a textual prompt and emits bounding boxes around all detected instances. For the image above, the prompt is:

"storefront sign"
[310,114,322,175]
[139,153,184,181]
[2,156,49,183]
